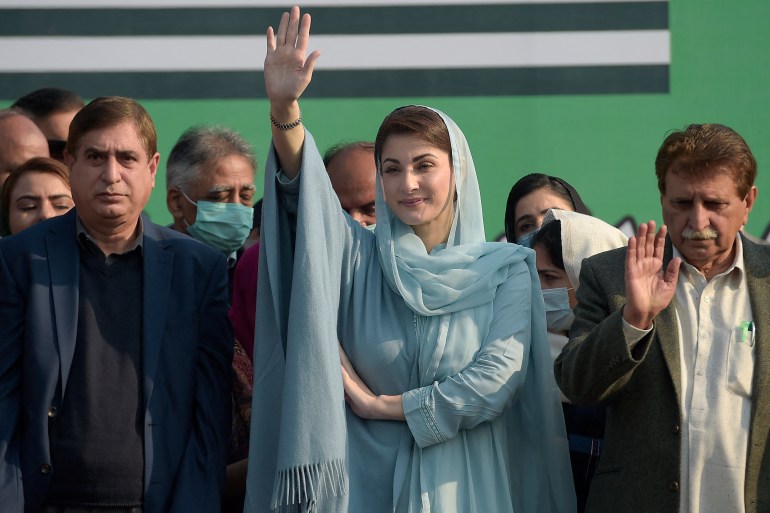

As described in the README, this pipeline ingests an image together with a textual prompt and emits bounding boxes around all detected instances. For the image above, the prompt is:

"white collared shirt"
[624,236,754,513]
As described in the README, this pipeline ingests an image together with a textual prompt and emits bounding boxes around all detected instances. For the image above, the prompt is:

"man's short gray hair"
[166,125,257,192]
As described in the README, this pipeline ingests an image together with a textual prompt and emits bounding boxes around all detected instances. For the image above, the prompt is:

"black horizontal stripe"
[0,66,669,99]
[0,3,668,36]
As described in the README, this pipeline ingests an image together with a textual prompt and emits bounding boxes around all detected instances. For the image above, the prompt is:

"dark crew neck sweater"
[46,238,145,507]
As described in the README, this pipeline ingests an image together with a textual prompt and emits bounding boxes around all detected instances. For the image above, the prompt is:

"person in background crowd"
[244,8,574,512]
[0,157,74,236]
[0,96,233,513]
[165,125,256,294]
[165,124,257,513]
[0,108,50,190]
[531,209,627,513]
[504,172,590,247]
[12,88,85,162]
[323,141,377,227]
[556,123,770,512]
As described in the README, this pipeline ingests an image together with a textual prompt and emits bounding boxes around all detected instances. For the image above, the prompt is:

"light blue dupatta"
[375,107,513,313]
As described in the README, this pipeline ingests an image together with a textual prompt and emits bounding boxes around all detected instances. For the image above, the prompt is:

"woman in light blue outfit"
[245,7,575,513]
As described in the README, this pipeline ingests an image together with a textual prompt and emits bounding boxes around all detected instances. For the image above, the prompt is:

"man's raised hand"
[623,221,681,329]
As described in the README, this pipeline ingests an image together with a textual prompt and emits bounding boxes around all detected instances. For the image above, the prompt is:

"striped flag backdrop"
[0,0,669,99]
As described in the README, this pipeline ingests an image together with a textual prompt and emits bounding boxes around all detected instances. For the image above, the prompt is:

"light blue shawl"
[245,107,575,512]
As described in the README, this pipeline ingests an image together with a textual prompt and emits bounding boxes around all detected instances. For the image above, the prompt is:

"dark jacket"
[0,209,233,513]
[555,235,770,513]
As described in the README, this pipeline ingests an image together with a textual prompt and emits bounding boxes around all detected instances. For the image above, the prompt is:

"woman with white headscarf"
[245,7,574,513]
[531,209,628,513]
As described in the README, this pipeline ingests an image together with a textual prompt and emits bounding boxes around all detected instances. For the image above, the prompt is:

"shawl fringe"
[270,459,349,511]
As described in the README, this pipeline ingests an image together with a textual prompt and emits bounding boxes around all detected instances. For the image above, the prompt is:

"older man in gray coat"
[556,123,770,513]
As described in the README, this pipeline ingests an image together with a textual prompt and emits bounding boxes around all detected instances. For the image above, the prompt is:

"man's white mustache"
[682,227,718,240]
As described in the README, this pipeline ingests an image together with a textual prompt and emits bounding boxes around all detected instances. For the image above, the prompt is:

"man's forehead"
[194,156,256,191]
[205,183,256,193]
[329,160,377,192]
[665,168,741,195]
[330,147,375,170]
[81,143,142,154]
[78,122,143,146]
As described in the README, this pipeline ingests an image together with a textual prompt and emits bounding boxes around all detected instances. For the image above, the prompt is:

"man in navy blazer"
[0,96,233,513]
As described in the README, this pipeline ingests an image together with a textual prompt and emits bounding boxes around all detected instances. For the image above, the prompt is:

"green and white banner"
[2,1,769,240]
[0,0,668,98]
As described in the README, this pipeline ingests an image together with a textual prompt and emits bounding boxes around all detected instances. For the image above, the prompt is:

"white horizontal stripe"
[0,31,669,72]
[0,0,667,8]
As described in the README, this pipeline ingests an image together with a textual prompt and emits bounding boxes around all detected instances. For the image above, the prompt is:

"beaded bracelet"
[270,111,302,131]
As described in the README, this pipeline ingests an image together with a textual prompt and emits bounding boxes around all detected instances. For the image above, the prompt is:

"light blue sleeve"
[272,130,370,235]
[402,264,532,448]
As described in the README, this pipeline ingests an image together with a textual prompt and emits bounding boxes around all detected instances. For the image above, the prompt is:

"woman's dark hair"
[531,219,564,270]
[0,156,70,236]
[504,173,590,241]
[374,106,451,167]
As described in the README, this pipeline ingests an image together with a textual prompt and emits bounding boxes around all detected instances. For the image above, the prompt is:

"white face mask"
[542,287,575,332]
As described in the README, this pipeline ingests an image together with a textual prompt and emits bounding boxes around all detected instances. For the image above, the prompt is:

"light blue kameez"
[245,109,574,513]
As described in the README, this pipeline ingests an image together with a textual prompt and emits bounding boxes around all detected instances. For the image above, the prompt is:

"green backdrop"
[4,0,769,239]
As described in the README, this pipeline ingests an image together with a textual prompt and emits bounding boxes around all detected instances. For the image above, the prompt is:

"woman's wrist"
[269,100,300,123]
[376,394,406,421]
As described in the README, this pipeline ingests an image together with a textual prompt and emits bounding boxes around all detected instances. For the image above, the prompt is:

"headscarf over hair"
[540,209,628,289]
[375,107,509,314]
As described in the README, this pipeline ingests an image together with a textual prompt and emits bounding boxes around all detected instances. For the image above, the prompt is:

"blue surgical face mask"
[517,230,538,248]
[364,223,376,232]
[542,287,575,332]
[182,192,253,254]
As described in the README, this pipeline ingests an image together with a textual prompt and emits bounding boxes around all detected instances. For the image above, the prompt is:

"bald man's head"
[324,142,377,227]
[0,110,50,188]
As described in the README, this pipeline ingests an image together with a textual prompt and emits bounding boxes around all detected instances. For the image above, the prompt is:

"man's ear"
[64,149,75,167]
[148,152,160,188]
[743,185,758,225]
[166,187,185,220]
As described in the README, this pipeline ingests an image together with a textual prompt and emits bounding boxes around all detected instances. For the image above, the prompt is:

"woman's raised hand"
[265,6,321,107]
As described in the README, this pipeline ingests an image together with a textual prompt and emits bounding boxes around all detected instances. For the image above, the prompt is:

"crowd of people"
[1,6,768,513]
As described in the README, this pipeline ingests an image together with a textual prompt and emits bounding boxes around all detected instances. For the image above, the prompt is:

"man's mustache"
[681,227,718,240]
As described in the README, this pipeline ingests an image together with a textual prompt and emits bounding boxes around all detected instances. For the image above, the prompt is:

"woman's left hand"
[265,5,320,108]
[339,344,405,421]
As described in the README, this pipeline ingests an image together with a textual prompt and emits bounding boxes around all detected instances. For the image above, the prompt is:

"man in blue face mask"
[166,125,257,512]
[166,125,257,285]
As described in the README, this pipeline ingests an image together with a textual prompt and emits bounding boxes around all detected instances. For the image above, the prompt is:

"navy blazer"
[0,209,233,513]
